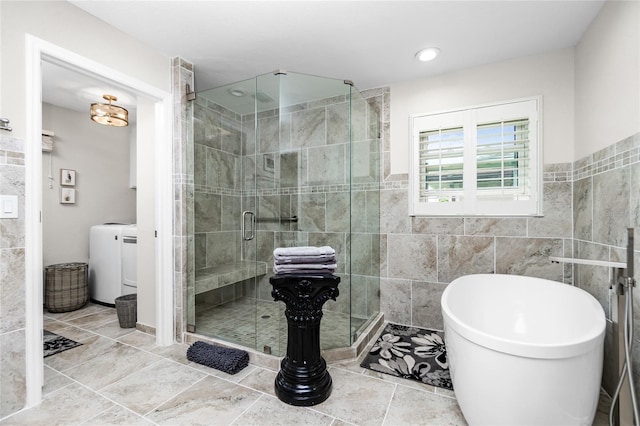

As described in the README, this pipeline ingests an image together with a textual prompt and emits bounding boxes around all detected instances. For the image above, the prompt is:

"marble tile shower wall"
[189,81,393,339]
[192,97,243,274]
[191,88,382,321]
[243,90,380,318]
[0,134,27,418]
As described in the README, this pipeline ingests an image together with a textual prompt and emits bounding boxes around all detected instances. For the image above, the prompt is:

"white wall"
[136,99,156,328]
[41,103,136,266]
[0,0,170,343]
[0,1,170,139]
[574,0,640,159]
[390,48,575,174]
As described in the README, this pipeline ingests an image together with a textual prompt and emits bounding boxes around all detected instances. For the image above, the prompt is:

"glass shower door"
[188,70,381,356]
[242,72,285,355]
[274,72,354,350]
[190,76,260,350]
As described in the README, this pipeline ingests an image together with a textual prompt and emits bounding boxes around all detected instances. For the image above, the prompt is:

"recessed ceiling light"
[415,47,440,62]
[228,87,247,97]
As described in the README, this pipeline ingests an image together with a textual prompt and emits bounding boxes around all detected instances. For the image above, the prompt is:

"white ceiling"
[42,61,138,120]
[45,0,605,114]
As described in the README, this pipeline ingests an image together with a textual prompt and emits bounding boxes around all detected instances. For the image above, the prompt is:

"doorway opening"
[24,35,173,408]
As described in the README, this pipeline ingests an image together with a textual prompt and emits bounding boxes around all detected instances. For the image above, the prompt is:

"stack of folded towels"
[273,246,337,275]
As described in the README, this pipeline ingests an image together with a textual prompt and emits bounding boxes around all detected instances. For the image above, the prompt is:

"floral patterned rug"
[43,330,82,358]
[360,323,452,390]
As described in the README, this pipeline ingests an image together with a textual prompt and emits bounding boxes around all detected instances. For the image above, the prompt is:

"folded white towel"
[273,246,335,258]
[274,254,336,265]
[273,263,337,274]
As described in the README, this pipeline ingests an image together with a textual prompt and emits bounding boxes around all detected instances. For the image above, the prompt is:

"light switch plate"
[0,195,18,219]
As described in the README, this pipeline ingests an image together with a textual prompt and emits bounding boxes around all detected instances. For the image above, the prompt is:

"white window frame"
[409,96,542,217]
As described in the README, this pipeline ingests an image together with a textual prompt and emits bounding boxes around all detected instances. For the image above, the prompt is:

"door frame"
[24,35,174,406]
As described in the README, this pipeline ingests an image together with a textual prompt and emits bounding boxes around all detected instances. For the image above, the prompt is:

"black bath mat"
[43,330,82,358]
[360,323,452,390]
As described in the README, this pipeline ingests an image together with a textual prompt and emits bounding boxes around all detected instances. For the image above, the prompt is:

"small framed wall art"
[60,169,76,186]
[60,188,76,204]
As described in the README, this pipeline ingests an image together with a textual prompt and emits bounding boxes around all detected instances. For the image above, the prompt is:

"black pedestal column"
[269,274,340,406]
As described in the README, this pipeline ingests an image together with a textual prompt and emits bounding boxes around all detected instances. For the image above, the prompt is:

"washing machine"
[89,224,137,305]
[121,224,138,296]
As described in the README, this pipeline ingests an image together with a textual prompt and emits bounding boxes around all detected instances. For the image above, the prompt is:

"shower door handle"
[242,210,255,241]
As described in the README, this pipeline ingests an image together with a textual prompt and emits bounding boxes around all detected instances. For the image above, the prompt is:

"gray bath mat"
[360,323,452,390]
[43,330,82,358]
[186,341,250,375]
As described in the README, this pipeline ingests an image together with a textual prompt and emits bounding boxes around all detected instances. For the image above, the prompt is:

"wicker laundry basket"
[115,294,137,328]
[44,262,89,313]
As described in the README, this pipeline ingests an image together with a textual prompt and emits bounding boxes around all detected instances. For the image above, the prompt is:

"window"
[409,97,541,216]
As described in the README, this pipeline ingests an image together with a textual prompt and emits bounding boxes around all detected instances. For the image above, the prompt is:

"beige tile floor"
[1,303,611,425]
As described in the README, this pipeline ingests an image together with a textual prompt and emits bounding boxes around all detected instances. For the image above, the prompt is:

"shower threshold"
[184,311,384,370]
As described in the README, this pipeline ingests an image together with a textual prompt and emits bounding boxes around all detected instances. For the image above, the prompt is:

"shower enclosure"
[186,71,380,357]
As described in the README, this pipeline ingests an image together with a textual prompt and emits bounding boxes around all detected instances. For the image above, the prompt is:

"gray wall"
[41,103,136,266]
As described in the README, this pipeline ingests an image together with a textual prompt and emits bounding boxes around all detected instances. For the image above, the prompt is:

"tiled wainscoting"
[378,166,572,329]
[378,131,640,399]
[0,134,27,418]
[572,133,640,396]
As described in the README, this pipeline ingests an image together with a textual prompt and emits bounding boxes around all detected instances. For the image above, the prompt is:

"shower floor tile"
[194,297,359,356]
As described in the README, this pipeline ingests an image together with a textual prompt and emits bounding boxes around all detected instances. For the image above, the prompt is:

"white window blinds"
[419,126,465,203]
[475,118,530,197]
[410,98,541,216]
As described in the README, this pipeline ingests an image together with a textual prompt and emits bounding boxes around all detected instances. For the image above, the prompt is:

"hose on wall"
[609,229,640,426]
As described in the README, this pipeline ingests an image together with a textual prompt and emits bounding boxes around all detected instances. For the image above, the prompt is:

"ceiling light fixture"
[90,94,128,127]
[415,47,440,62]
[228,87,247,97]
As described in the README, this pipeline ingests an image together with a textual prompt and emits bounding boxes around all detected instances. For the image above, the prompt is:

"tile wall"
[191,84,382,327]
[172,57,195,342]
[191,96,245,313]
[379,166,573,329]
[0,134,27,417]
[192,96,242,273]
[572,132,640,396]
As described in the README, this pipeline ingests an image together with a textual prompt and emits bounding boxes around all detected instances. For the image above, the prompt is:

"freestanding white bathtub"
[441,274,606,426]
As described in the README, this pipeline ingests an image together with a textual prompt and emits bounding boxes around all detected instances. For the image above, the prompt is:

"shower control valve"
[614,275,636,296]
